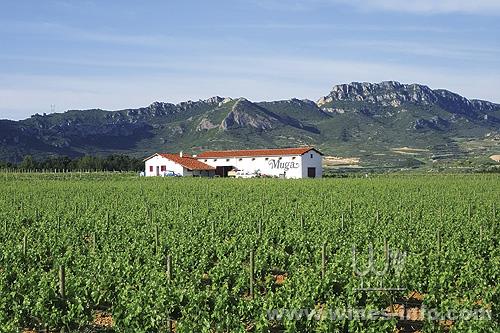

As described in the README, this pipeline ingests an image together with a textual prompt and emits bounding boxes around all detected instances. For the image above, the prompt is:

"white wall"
[145,155,216,177]
[299,150,323,178]
[145,155,185,177]
[197,150,322,178]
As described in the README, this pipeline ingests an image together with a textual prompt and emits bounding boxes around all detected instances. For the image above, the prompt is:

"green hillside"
[1,82,499,169]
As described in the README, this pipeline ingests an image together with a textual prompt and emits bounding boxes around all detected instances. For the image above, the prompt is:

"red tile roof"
[196,147,322,158]
[153,153,215,170]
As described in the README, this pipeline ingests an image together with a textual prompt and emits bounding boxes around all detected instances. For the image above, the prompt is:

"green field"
[0,174,499,332]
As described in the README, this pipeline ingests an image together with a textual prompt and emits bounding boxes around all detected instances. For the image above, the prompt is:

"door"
[156,166,160,176]
[307,167,316,178]
[215,166,232,177]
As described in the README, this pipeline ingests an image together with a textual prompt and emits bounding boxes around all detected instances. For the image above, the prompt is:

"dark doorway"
[307,167,316,178]
[215,166,233,177]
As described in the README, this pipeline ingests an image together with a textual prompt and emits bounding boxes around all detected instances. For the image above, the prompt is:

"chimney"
[179,151,183,158]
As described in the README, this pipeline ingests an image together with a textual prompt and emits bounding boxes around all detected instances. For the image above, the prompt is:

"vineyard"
[0,173,498,332]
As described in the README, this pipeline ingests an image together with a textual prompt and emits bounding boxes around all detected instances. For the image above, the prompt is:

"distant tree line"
[0,154,144,172]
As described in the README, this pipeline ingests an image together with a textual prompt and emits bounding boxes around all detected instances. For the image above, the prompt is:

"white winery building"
[144,147,323,178]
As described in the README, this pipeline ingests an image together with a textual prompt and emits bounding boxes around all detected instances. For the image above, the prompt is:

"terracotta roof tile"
[158,154,215,170]
[196,147,322,158]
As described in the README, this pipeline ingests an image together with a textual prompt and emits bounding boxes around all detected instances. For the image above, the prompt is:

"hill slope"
[1,81,499,167]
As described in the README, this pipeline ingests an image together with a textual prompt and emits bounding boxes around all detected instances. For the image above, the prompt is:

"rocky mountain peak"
[232,97,253,109]
[317,81,438,107]
[145,101,177,116]
[220,98,279,131]
[317,81,499,116]
[148,101,175,109]
[203,96,225,105]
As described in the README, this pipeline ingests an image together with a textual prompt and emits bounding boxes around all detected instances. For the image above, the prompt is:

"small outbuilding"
[144,152,215,177]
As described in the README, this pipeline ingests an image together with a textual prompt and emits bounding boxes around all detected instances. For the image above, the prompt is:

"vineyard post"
[258,219,262,237]
[168,318,173,333]
[384,237,388,261]
[58,265,66,330]
[437,230,441,254]
[166,254,172,282]
[59,265,65,299]
[321,242,327,279]
[341,213,344,231]
[22,234,27,256]
[249,250,254,298]
[92,232,96,252]
[155,225,159,255]
[300,215,304,229]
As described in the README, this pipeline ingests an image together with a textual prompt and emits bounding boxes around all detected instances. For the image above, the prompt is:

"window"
[265,157,269,161]
[204,159,207,162]
[214,159,217,162]
[161,166,166,172]
[226,158,230,162]
[310,154,313,158]
[149,166,153,172]
[252,158,255,161]
[238,158,242,161]
[278,157,282,160]
[292,157,296,160]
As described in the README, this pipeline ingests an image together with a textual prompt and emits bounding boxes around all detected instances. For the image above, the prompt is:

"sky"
[1,0,499,120]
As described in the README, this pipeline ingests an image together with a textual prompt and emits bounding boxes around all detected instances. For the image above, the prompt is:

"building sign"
[268,159,299,171]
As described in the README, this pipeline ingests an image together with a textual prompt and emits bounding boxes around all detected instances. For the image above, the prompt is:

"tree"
[19,155,36,170]
[76,155,102,171]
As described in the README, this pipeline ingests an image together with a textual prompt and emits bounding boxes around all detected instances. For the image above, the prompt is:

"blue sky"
[1,0,499,120]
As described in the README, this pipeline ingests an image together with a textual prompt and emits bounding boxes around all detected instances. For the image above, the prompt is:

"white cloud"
[332,0,500,14]
[0,20,212,48]
[247,0,500,14]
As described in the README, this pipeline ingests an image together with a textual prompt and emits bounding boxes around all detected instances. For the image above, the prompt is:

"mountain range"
[1,81,499,167]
